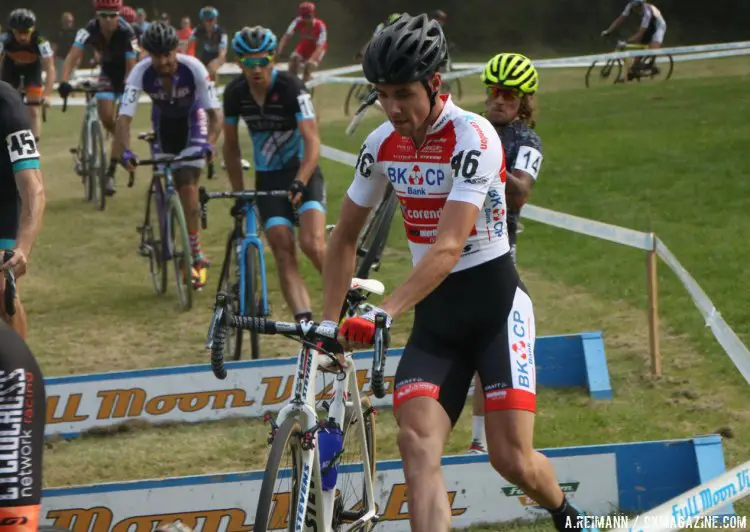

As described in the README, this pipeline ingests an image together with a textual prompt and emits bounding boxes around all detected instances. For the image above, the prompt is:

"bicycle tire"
[90,121,107,211]
[77,118,93,202]
[254,417,303,532]
[335,396,377,530]
[167,194,193,311]
[454,76,463,101]
[146,184,167,295]
[355,185,398,279]
[663,54,674,81]
[244,244,262,360]
[585,59,622,88]
[344,83,359,117]
[217,231,243,361]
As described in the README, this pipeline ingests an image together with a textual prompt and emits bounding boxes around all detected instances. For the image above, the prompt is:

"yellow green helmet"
[481,53,539,95]
[387,13,402,24]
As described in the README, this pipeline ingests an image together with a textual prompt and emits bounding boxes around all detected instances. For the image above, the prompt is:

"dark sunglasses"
[486,85,524,101]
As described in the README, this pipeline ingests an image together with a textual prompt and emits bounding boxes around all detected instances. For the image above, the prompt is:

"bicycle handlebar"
[61,83,109,112]
[207,292,390,398]
[3,251,17,317]
[198,187,288,229]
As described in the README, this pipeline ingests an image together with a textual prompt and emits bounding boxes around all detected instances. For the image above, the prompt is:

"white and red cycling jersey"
[348,94,511,273]
[285,17,327,60]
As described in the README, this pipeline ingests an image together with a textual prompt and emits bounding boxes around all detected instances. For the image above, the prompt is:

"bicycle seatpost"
[198,186,209,229]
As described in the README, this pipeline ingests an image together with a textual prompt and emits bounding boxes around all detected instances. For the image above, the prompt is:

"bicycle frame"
[81,93,100,157]
[152,167,179,263]
[237,203,271,316]
[276,345,377,532]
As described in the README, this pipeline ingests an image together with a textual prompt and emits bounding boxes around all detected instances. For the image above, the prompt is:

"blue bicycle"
[199,187,288,360]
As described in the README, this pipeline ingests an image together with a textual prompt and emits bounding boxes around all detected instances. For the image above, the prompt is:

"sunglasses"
[97,11,120,19]
[486,85,524,101]
[238,54,274,69]
[13,27,34,34]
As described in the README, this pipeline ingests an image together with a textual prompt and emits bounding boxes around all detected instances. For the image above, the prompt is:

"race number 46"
[451,149,481,178]
[5,130,39,163]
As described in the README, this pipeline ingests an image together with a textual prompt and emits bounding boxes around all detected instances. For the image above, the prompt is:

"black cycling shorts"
[393,254,537,426]
[0,321,46,530]
[97,67,126,101]
[0,61,42,93]
[256,167,326,231]
[641,21,658,44]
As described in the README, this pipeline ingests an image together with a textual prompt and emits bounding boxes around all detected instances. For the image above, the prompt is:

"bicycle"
[439,49,463,101]
[62,80,109,210]
[131,132,205,311]
[354,185,398,280]
[206,278,389,532]
[198,187,289,360]
[343,82,373,117]
[18,75,47,123]
[585,38,674,88]
[3,250,16,317]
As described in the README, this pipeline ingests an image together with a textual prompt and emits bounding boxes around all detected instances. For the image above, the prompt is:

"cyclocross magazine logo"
[502,482,580,514]
[44,483,468,531]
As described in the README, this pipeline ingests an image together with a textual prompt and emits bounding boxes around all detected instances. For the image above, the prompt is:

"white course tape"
[611,460,750,531]
[318,143,750,388]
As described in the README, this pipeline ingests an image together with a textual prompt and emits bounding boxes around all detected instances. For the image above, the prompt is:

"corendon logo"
[46,507,253,531]
[469,120,489,150]
[404,208,442,222]
[46,388,255,425]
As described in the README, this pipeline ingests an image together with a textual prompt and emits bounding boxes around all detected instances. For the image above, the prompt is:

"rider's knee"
[266,226,296,259]
[487,441,534,484]
[298,231,324,260]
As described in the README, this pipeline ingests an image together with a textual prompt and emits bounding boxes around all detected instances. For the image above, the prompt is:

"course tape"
[51,40,750,106]
[318,144,750,387]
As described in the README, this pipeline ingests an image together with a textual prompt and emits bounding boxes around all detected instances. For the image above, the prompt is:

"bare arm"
[14,169,46,261]
[114,114,132,156]
[605,15,627,34]
[277,34,290,57]
[61,46,83,82]
[41,56,56,99]
[629,27,647,43]
[206,108,222,146]
[295,118,320,185]
[124,56,136,78]
[322,196,373,322]
[222,122,244,192]
[506,170,534,210]
[381,201,478,319]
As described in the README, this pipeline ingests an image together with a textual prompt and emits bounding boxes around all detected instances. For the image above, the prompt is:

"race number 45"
[6,130,39,163]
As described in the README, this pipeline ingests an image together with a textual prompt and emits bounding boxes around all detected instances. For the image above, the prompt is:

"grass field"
[27,56,750,530]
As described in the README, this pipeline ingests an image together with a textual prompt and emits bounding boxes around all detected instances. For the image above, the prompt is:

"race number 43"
[6,130,39,163]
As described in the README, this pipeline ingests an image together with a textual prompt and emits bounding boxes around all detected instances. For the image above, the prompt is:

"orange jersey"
[177,26,196,56]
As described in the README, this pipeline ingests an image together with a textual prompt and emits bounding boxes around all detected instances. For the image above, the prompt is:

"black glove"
[230,198,247,217]
[58,81,73,99]
[289,179,306,198]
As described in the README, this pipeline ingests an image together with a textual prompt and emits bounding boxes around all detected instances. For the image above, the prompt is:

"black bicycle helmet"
[9,9,36,30]
[141,21,179,54]
[362,12,447,85]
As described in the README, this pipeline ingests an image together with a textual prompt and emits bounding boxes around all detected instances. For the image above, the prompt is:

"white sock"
[472,415,486,445]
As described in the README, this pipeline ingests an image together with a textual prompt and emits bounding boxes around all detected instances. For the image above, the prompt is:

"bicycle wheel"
[76,119,93,201]
[334,397,377,530]
[90,121,108,211]
[145,184,167,295]
[454,76,463,101]
[344,84,359,116]
[216,231,243,361]
[167,194,193,311]
[644,54,673,82]
[355,185,398,279]
[585,58,623,88]
[254,417,304,532]
[243,244,262,360]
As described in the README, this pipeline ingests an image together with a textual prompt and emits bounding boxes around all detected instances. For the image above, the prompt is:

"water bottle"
[318,421,343,491]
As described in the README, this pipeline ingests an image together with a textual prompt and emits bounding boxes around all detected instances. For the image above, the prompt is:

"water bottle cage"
[321,448,345,477]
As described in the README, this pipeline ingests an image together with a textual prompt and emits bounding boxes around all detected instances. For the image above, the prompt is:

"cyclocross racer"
[223,26,326,324]
[277,2,328,85]
[0,80,46,340]
[116,22,222,290]
[58,0,139,196]
[355,13,401,61]
[321,13,597,532]
[602,1,667,49]
[0,321,47,531]
[0,10,55,142]
[470,52,543,454]
[189,6,228,82]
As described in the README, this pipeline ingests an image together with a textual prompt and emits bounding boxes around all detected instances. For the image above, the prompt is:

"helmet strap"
[422,76,439,109]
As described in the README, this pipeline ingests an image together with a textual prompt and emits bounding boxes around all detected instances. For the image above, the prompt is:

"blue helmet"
[232,26,277,54]
[199,6,219,20]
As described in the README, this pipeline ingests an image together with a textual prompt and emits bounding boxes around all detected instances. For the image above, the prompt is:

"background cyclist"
[116,22,222,290]
[470,53,544,454]
[277,2,328,85]
[321,13,597,532]
[0,9,55,142]
[601,1,667,80]
[355,13,401,62]
[188,6,227,82]
[0,80,46,340]
[223,26,327,324]
[57,0,140,196]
